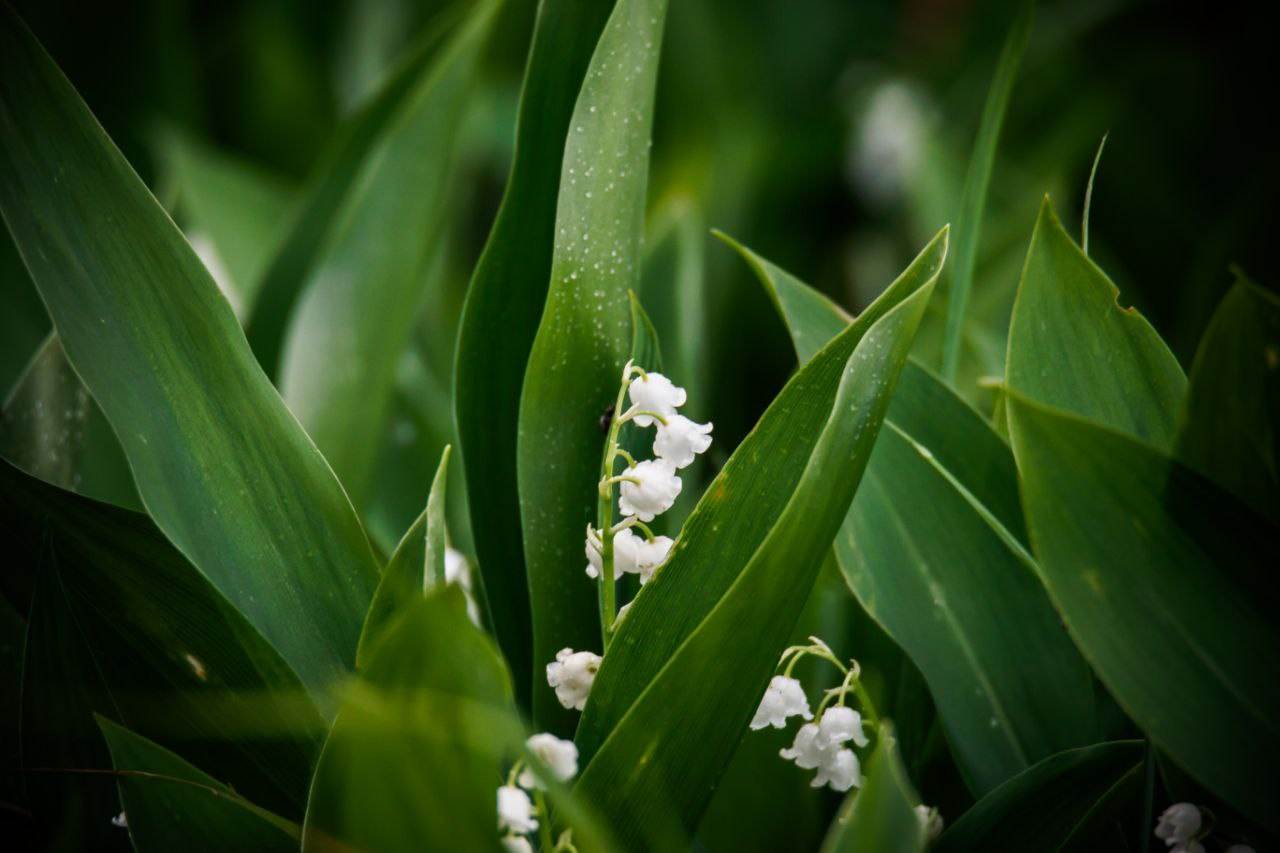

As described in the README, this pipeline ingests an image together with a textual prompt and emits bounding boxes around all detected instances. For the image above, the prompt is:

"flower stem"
[534,790,554,852]
[596,363,634,650]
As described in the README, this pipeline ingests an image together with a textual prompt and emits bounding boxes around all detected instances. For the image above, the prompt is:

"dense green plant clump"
[1,1,1275,851]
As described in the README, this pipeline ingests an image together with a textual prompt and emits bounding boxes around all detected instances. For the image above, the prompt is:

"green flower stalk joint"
[545,361,713,713]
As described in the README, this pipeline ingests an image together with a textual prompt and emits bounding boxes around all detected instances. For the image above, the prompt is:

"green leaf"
[3,458,325,818]
[1175,273,1280,521]
[1,334,139,509]
[934,741,1143,853]
[453,0,616,708]
[157,128,294,319]
[516,0,668,732]
[1006,393,1280,834]
[98,717,299,852]
[302,589,523,853]
[821,725,927,853]
[278,0,496,510]
[244,9,461,372]
[642,194,709,412]
[0,8,380,709]
[356,445,452,667]
[576,230,948,763]
[1005,199,1186,447]
[729,236,1097,794]
[576,239,941,844]
[940,1,1033,381]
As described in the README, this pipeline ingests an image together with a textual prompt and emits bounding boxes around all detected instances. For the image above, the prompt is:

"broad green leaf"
[729,236,1097,794]
[304,589,526,853]
[0,9,380,707]
[934,741,1143,853]
[98,717,299,852]
[1175,274,1279,521]
[0,334,139,510]
[576,246,940,843]
[356,445,452,667]
[454,0,616,707]
[517,0,668,732]
[157,128,294,319]
[244,8,461,372]
[642,194,709,413]
[1007,393,1280,833]
[821,725,926,853]
[0,227,47,391]
[940,1,1033,381]
[278,0,496,510]
[3,459,325,818]
[576,230,949,763]
[1005,199,1186,447]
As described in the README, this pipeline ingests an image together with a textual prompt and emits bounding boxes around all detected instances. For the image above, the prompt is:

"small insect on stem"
[598,404,615,433]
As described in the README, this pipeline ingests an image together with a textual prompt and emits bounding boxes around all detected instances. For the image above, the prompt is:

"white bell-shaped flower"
[497,785,538,834]
[518,733,579,790]
[818,706,870,749]
[501,836,534,853]
[628,372,687,426]
[653,415,713,469]
[546,648,601,710]
[1155,803,1202,847]
[750,675,813,730]
[811,748,861,792]
[634,534,674,584]
[915,805,944,841]
[780,723,834,769]
[618,460,681,522]
[585,527,617,580]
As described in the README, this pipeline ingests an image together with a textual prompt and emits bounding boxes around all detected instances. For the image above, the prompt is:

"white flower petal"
[653,414,713,469]
[618,459,681,522]
[750,675,813,730]
[501,836,534,853]
[780,723,833,769]
[818,706,869,749]
[627,372,686,426]
[1155,803,1202,847]
[518,733,579,789]
[810,748,860,792]
[497,785,538,834]
[545,648,601,711]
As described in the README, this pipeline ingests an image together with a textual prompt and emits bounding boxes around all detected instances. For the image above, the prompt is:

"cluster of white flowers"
[1153,802,1253,853]
[497,733,579,852]
[751,638,876,794]
[547,363,712,713]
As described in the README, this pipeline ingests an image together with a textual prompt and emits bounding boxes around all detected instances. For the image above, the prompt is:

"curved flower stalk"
[750,637,882,793]
[498,734,581,852]
[542,361,712,717]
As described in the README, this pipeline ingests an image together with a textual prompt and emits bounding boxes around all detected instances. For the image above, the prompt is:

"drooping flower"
[500,835,534,853]
[518,733,579,790]
[633,534,674,584]
[627,372,686,426]
[497,785,538,835]
[584,527,612,579]
[1155,803,1202,848]
[111,812,128,829]
[818,706,870,749]
[915,805,944,841]
[780,723,834,769]
[750,675,813,729]
[618,459,682,522]
[811,748,860,792]
[653,414,713,468]
[546,648,601,710]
